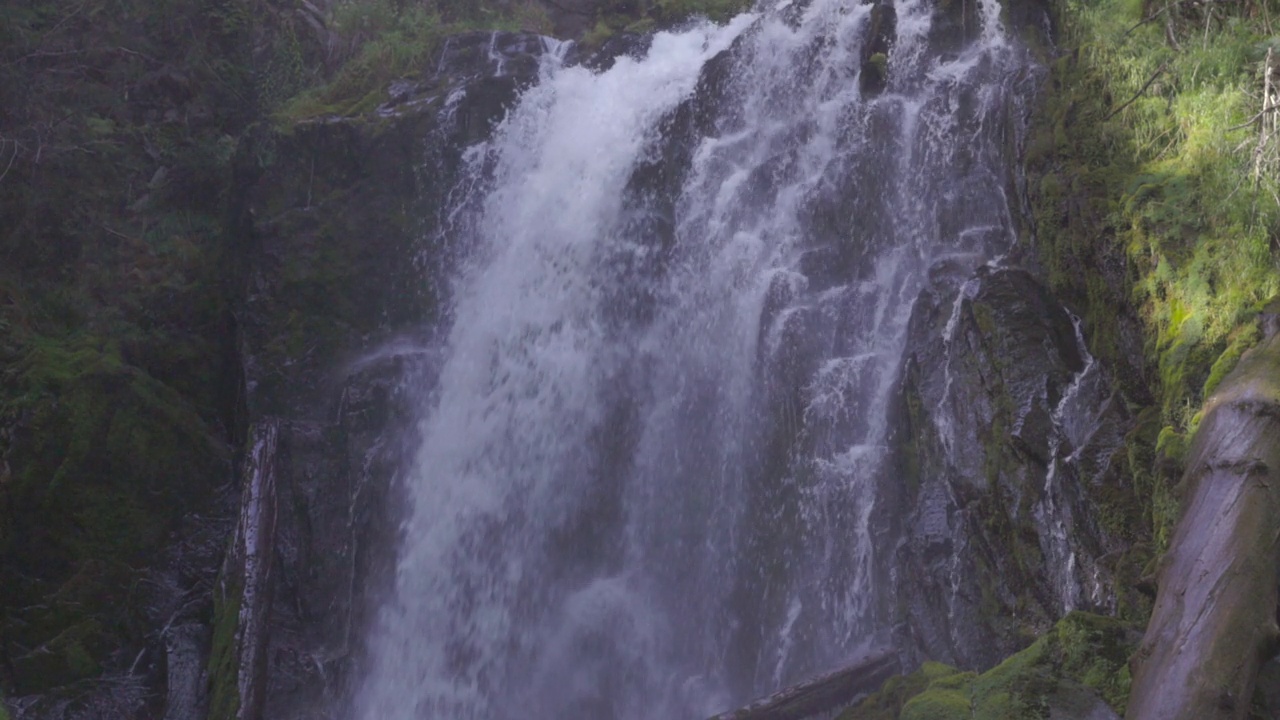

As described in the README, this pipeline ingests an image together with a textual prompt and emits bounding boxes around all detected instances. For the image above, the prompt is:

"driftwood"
[707,649,900,720]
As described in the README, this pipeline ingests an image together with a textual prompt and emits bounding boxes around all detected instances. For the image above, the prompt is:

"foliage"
[0,0,247,696]
[1026,0,1280,555]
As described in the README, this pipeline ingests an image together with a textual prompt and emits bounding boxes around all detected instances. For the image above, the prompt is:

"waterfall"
[355,0,1030,717]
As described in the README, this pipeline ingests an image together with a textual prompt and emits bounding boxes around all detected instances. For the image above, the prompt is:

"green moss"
[9,619,111,689]
[207,587,243,720]
[1053,613,1133,708]
[840,663,964,720]
[849,613,1138,720]
[624,17,658,34]
[1203,323,1261,398]
[581,19,617,49]
[869,52,889,76]
[1154,426,1187,466]
[901,686,971,720]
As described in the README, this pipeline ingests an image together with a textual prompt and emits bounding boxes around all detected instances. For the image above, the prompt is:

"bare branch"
[1104,62,1170,122]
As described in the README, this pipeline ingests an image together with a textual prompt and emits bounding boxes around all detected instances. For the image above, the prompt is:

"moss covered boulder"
[841,612,1137,720]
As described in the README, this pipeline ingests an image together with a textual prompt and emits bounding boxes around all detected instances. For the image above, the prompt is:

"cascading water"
[355,0,1031,717]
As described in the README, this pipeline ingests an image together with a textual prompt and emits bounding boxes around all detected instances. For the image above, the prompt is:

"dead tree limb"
[1104,62,1170,122]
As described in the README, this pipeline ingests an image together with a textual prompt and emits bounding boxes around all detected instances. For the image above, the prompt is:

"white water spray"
[357,0,1026,716]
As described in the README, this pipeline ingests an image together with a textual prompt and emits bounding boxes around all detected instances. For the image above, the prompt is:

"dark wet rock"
[258,352,429,720]
[929,0,982,56]
[204,30,544,720]
[538,0,613,39]
[1261,296,1280,340]
[1126,332,1280,720]
[707,649,900,720]
[243,32,549,421]
[859,2,895,96]
[886,266,1135,670]
[580,32,655,72]
[164,624,209,720]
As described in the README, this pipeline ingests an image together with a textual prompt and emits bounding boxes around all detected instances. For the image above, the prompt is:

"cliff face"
[1,0,1279,717]
[0,2,719,714]
[211,31,557,720]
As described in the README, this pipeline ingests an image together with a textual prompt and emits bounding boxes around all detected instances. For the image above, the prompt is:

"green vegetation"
[655,0,754,22]
[207,588,243,720]
[275,0,754,120]
[570,0,753,50]
[277,0,553,122]
[0,0,251,695]
[1026,0,1280,554]
[841,613,1137,720]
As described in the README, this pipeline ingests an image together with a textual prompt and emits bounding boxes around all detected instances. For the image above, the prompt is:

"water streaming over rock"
[355,0,1038,717]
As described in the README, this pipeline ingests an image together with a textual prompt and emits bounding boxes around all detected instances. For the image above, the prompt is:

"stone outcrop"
[887,265,1136,669]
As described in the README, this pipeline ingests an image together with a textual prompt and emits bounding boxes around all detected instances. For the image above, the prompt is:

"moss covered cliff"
[1025,0,1280,552]
[0,0,758,713]
[2,0,1279,716]
[847,0,1280,712]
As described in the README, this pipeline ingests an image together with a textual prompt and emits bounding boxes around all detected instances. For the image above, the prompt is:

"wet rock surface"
[887,265,1135,670]
[205,31,549,720]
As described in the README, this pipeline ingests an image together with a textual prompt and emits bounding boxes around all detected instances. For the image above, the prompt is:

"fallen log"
[1126,326,1280,720]
[707,649,900,720]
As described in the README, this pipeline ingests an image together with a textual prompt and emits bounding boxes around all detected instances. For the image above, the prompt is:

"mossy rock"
[840,663,966,720]
[862,52,890,95]
[845,613,1136,719]
[901,673,975,720]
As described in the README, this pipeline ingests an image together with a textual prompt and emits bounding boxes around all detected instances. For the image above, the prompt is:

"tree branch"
[1104,62,1169,121]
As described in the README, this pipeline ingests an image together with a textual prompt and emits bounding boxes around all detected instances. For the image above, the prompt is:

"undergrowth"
[1030,0,1280,550]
